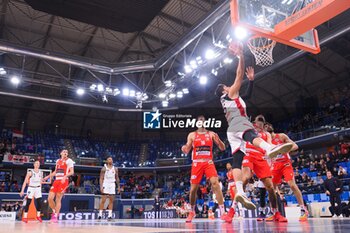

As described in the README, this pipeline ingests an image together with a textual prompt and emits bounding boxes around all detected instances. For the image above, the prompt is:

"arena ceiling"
[0,0,349,135]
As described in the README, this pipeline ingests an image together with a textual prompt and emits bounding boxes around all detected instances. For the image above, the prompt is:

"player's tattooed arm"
[281,133,299,151]
[115,167,120,194]
[100,167,106,193]
[211,132,226,151]
[228,42,245,99]
[181,132,194,154]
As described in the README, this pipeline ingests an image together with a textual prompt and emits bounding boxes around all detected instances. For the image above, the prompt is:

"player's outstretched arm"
[20,171,31,197]
[241,66,255,100]
[44,167,56,181]
[228,42,245,99]
[115,168,120,194]
[181,132,194,154]
[281,133,299,151]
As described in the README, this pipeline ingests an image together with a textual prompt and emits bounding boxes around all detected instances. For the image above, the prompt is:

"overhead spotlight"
[122,88,129,96]
[177,91,183,98]
[102,94,108,103]
[226,34,233,43]
[169,93,176,99]
[162,100,169,107]
[136,91,142,97]
[182,88,189,94]
[199,75,208,85]
[205,49,215,60]
[113,88,120,96]
[189,60,198,69]
[164,80,172,87]
[89,84,97,91]
[184,65,192,74]
[142,93,149,101]
[223,57,233,64]
[129,90,135,97]
[211,69,218,76]
[76,88,85,96]
[97,84,104,92]
[105,87,112,94]
[196,56,203,65]
[0,68,6,75]
[10,76,20,85]
[234,26,248,40]
[177,72,185,76]
[159,93,166,99]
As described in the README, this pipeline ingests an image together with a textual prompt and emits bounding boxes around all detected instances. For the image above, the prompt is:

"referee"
[324,171,343,217]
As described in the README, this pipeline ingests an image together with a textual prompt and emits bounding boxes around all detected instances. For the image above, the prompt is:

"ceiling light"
[159,93,166,99]
[234,26,248,40]
[162,100,169,107]
[184,65,192,74]
[97,84,104,92]
[211,69,218,76]
[199,75,208,85]
[113,88,120,96]
[165,80,172,87]
[177,91,183,98]
[169,93,176,99]
[122,88,129,96]
[129,90,135,97]
[90,84,97,91]
[182,88,189,94]
[223,57,233,64]
[105,87,112,94]
[102,95,108,103]
[205,49,215,60]
[0,68,6,75]
[10,76,20,85]
[76,88,85,96]
[189,60,198,69]
[196,56,203,65]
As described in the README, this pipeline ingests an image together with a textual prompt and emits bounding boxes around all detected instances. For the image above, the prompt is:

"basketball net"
[247,36,276,67]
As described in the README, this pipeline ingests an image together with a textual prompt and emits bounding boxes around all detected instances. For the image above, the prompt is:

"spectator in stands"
[324,171,343,218]
[338,166,348,179]
[200,203,209,218]
[326,156,335,172]
[295,171,302,184]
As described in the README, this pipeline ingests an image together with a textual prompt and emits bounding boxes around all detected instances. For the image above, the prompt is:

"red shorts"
[190,161,218,184]
[50,179,69,193]
[271,162,294,184]
[242,153,272,179]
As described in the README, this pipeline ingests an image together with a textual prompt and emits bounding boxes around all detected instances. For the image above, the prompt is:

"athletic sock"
[23,213,28,218]
[98,210,103,217]
[236,181,244,194]
[272,208,278,214]
[107,210,112,218]
[219,205,225,215]
[231,201,237,208]
[258,140,272,152]
[191,205,196,212]
[37,212,41,217]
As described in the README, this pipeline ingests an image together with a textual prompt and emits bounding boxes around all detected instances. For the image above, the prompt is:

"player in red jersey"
[225,162,243,219]
[225,115,287,223]
[44,149,74,223]
[181,115,226,223]
[265,123,308,221]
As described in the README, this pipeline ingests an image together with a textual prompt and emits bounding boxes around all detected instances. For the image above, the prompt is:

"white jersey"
[28,169,42,187]
[103,164,116,184]
[220,94,248,123]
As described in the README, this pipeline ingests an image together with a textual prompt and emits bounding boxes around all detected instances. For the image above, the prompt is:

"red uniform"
[190,132,218,184]
[242,127,272,179]
[271,134,294,184]
[50,158,74,193]
[226,170,236,199]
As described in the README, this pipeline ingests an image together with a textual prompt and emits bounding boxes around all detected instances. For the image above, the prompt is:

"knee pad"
[24,198,32,212]
[232,150,245,169]
[243,129,258,144]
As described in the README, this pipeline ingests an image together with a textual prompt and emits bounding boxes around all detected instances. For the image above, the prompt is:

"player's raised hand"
[181,145,190,154]
[19,191,24,197]
[245,66,255,81]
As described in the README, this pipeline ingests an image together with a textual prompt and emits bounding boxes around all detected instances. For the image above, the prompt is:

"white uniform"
[102,165,116,195]
[220,94,254,154]
[27,169,42,199]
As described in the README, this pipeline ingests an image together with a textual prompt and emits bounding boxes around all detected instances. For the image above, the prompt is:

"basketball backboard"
[231,0,320,54]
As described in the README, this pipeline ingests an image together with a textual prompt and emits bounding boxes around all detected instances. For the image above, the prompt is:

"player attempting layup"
[44,149,74,223]
[215,42,293,210]
[98,156,120,220]
[181,115,227,223]
[20,160,43,223]
[265,123,308,221]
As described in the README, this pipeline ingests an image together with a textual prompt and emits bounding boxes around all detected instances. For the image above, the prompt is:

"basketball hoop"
[247,36,276,67]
